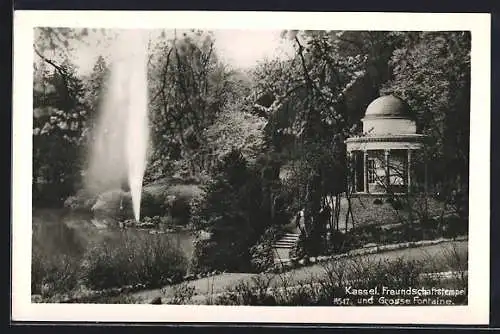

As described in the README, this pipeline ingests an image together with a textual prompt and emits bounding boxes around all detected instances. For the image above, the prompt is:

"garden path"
[130,240,467,303]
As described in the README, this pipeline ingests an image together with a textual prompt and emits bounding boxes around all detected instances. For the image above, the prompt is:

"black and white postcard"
[11,11,491,325]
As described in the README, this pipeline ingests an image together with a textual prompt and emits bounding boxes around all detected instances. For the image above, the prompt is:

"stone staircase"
[272,232,300,264]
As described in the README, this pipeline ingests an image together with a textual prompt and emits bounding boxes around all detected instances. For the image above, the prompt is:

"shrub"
[325,230,359,255]
[214,274,276,306]
[190,149,269,273]
[31,252,80,296]
[190,236,253,274]
[80,231,187,290]
[289,233,307,260]
[214,255,467,306]
[164,184,204,225]
[140,190,167,218]
[347,225,384,245]
[190,238,217,274]
[94,294,139,304]
[63,189,97,212]
[441,216,468,238]
[249,225,285,272]
[167,282,196,305]
[31,219,86,297]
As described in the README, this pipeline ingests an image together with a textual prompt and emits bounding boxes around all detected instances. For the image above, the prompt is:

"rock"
[298,259,306,265]
[198,230,212,241]
[349,249,363,256]
[363,243,378,248]
[31,294,43,303]
[150,296,162,305]
[91,189,133,217]
[150,216,162,225]
[40,283,53,296]
[183,274,195,281]
[309,257,317,263]
[64,189,97,211]
[384,244,399,251]
[136,222,156,229]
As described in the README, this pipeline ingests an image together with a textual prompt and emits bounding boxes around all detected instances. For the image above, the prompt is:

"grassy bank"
[122,240,466,305]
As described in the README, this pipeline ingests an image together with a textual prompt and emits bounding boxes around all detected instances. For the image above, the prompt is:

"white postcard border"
[12,11,491,324]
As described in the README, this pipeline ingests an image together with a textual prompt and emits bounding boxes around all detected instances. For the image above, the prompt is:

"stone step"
[278,234,299,241]
[274,244,295,249]
[273,233,299,249]
[275,239,297,243]
[280,235,299,240]
[275,239,297,244]
[274,258,292,264]
[279,241,298,245]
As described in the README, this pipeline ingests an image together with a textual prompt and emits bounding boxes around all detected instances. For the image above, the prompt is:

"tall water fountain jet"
[85,30,150,222]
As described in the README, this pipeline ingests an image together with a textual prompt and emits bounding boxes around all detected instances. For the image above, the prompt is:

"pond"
[32,208,196,270]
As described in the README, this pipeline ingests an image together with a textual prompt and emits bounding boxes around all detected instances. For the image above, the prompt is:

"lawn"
[336,195,453,231]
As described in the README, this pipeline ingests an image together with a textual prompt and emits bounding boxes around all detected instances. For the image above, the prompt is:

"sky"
[69,29,295,75]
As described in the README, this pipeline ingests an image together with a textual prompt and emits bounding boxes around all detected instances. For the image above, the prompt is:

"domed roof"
[364,95,412,119]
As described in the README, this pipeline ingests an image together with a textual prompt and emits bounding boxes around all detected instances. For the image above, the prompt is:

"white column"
[363,151,368,193]
[350,152,357,193]
[424,150,428,196]
[407,149,412,194]
[384,149,390,192]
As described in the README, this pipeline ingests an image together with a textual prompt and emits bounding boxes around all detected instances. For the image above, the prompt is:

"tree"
[191,149,266,273]
[32,57,89,205]
[250,30,372,254]
[145,30,246,181]
[32,28,107,205]
[381,31,471,215]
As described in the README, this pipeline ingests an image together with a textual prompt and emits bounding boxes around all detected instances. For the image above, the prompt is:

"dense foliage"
[80,231,187,290]
[32,29,471,274]
[190,149,270,273]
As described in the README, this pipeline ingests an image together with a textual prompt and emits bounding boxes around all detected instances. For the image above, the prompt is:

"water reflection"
[32,209,195,264]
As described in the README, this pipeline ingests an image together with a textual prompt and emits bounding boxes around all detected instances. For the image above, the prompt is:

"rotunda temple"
[345,95,427,195]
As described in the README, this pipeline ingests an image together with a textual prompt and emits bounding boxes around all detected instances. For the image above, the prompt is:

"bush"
[249,225,285,272]
[64,189,97,212]
[347,225,384,246]
[325,230,359,255]
[80,231,187,290]
[214,274,276,306]
[31,252,80,296]
[93,294,139,304]
[190,236,253,274]
[140,190,167,219]
[31,218,86,296]
[190,149,269,273]
[441,216,468,238]
[214,255,467,306]
[167,282,196,305]
[289,233,307,260]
